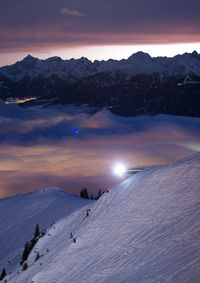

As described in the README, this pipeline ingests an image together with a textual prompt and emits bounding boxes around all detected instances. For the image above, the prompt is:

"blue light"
[73,128,79,135]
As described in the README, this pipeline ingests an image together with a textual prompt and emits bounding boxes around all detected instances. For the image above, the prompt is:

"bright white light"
[113,163,126,176]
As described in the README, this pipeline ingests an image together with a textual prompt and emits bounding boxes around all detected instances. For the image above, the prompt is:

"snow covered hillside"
[0,187,91,274]
[7,153,200,282]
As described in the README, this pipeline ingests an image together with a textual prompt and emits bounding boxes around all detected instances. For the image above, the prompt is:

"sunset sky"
[0,0,200,66]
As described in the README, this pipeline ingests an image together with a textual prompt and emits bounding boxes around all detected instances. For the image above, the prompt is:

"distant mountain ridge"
[0,51,200,117]
[1,51,200,82]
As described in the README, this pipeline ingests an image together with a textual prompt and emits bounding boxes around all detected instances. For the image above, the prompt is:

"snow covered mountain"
[1,51,200,83]
[0,51,200,117]
[0,55,98,83]
[0,187,91,275]
[5,153,200,282]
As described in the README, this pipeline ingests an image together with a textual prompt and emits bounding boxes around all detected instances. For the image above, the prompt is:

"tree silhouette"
[34,224,40,239]
[80,188,89,199]
[0,268,6,280]
[21,224,41,265]
[22,262,28,271]
[21,242,31,265]
[98,189,102,199]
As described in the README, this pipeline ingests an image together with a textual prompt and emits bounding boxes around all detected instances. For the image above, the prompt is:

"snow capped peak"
[34,186,64,194]
[192,50,198,57]
[182,51,199,58]
[127,51,152,62]
[21,54,37,64]
[0,51,200,83]
[123,51,160,76]
[23,54,35,60]
[45,56,63,63]
[78,56,90,62]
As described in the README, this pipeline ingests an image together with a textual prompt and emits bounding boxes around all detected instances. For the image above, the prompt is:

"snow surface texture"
[0,187,91,273]
[0,51,200,82]
[6,153,200,282]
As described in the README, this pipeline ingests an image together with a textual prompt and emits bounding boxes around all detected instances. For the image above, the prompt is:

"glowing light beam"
[113,163,143,177]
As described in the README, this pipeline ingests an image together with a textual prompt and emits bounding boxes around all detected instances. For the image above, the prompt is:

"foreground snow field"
[3,153,200,282]
[0,187,91,273]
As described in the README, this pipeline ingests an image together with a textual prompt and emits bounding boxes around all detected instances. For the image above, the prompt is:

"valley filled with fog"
[0,101,200,197]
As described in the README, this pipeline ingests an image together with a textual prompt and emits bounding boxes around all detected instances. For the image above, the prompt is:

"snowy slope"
[7,153,200,282]
[0,187,91,274]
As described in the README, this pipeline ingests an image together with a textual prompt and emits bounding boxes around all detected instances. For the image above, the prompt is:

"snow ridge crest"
[35,186,63,194]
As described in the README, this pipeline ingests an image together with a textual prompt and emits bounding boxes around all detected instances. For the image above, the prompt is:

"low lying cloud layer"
[0,101,200,198]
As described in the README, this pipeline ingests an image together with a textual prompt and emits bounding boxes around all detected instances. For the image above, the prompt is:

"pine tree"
[80,187,89,199]
[84,188,89,199]
[21,242,31,265]
[98,189,102,199]
[34,224,40,239]
[80,188,85,198]
[0,268,6,281]
[20,224,42,266]
[30,237,36,247]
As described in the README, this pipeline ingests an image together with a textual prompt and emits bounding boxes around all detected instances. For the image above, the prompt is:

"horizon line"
[1,46,199,68]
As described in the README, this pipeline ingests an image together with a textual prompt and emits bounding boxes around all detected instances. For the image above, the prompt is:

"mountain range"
[0,51,200,117]
[1,153,200,282]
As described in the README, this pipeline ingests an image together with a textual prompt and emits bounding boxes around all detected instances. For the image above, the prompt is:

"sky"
[0,0,200,66]
[0,102,200,198]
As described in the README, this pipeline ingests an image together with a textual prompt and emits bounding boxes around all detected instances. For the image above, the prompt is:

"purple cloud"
[60,7,85,17]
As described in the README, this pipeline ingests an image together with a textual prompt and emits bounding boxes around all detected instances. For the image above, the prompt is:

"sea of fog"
[0,101,200,197]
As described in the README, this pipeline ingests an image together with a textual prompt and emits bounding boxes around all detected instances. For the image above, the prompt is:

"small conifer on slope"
[20,224,40,265]
[0,268,6,281]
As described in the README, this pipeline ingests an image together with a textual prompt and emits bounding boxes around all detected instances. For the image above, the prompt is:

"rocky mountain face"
[0,51,200,117]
